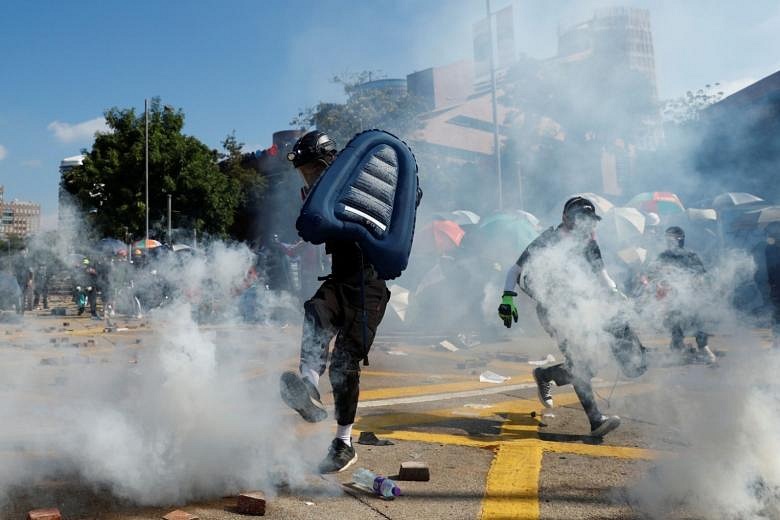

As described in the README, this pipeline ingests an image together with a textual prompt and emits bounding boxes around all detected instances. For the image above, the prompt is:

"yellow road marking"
[481,444,542,520]
[359,377,533,401]
[540,441,657,460]
[362,370,469,380]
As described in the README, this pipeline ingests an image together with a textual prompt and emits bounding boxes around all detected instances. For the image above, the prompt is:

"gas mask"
[571,214,598,239]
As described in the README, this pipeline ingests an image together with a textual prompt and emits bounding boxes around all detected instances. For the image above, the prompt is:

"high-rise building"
[407,60,474,111]
[0,186,41,238]
[58,154,85,229]
[558,7,657,98]
[353,78,408,98]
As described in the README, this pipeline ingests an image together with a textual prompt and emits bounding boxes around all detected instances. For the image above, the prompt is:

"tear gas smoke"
[0,203,328,510]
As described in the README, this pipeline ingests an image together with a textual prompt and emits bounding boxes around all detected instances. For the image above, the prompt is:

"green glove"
[498,291,518,328]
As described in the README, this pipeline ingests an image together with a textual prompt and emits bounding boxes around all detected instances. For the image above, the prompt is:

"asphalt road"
[0,308,772,519]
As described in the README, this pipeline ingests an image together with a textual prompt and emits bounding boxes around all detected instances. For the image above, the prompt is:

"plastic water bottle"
[352,468,401,499]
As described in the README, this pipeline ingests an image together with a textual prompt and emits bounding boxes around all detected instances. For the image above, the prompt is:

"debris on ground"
[528,353,556,366]
[352,468,401,499]
[357,431,394,446]
[236,491,266,515]
[456,358,488,370]
[497,352,530,363]
[398,461,430,481]
[479,370,511,383]
[463,403,493,409]
[27,509,61,520]
[162,511,199,520]
[435,340,459,352]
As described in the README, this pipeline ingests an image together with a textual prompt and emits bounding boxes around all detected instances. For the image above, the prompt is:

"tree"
[62,98,240,240]
[291,71,425,146]
[662,83,724,125]
[220,131,267,242]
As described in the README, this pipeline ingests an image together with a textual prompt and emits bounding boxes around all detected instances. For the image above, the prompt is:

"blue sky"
[1,0,778,227]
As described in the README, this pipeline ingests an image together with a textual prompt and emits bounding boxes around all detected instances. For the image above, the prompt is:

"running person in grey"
[499,197,623,437]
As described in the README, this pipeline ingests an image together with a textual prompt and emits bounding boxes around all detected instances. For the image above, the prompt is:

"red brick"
[398,461,430,481]
[237,491,266,515]
[162,510,199,520]
[27,509,61,520]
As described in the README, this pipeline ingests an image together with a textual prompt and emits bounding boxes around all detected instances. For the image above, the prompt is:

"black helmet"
[562,196,601,229]
[665,226,685,247]
[287,130,337,168]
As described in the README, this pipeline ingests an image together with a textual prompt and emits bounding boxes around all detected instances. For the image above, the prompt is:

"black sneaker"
[318,438,357,474]
[279,371,327,423]
[532,367,553,408]
[589,415,621,437]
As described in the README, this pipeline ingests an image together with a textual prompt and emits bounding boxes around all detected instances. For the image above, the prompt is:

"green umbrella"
[472,212,540,267]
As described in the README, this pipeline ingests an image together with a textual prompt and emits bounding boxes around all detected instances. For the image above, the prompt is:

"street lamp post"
[486,0,503,211]
[167,194,172,244]
[144,98,150,247]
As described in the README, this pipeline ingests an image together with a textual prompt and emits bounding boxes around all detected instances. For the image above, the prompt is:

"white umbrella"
[617,246,647,265]
[387,284,410,322]
[171,244,193,252]
[566,193,614,217]
[712,192,764,209]
[687,208,718,221]
[757,206,780,225]
[449,210,481,225]
[515,210,541,230]
[603,207,645,242]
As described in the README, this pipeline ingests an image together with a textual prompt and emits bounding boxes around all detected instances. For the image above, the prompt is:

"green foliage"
[290,71,425,146]
[220,131,267,241]
[61,98,240,241]
[662,83,724,125]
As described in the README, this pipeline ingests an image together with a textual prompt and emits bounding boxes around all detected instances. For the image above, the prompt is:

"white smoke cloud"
[0,144,7,160]
[0,215,325,509]
[47,117,109,144]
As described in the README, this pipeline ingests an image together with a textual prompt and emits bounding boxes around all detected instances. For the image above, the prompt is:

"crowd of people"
[276,130,780,474]
[2,245,178,319]
[2,128,778,477]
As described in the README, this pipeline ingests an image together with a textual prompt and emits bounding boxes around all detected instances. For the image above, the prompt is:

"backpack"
[296,130,421,280]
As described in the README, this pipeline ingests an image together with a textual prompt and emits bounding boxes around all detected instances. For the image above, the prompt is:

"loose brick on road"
[27,509,61,520]
[398,461,430,481]
[162,510,199,520]
[236,491,266,515]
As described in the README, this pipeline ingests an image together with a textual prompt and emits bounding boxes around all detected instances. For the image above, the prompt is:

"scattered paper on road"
[437,340,459,352]
[479,370,511,383]
[528,353,556,366]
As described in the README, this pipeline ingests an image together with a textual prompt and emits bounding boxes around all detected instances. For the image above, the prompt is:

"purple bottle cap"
[391,486,401,497]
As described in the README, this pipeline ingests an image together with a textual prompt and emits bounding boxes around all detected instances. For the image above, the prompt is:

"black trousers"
[664,310,708,350]
[771,290,780,335]
[533,304,603,425]
[299,272,390,426]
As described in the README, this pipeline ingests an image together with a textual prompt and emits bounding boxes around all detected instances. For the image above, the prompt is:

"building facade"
[0,186,41,239]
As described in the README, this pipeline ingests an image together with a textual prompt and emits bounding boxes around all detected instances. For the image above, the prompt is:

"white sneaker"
[590,415,621,437]
[701,345,718,365]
